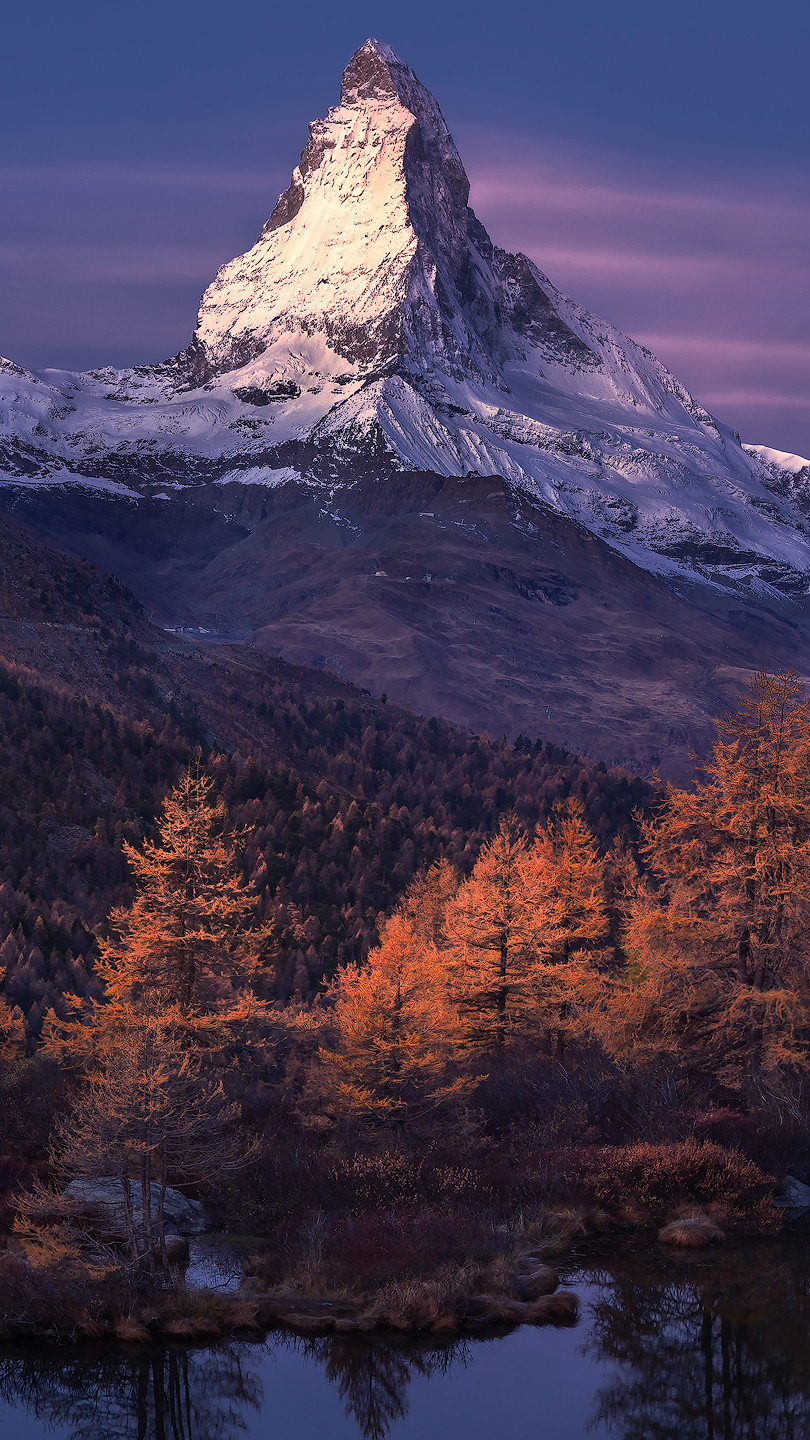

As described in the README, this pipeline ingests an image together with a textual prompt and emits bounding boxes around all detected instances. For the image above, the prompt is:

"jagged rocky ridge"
[1,38,809,596]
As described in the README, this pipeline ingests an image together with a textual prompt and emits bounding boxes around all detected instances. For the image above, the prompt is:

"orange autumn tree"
[35,769,265,1257]
[442,806,610,1056]
[101,767,267,1015]
[443,817,549,1055]
[531,798,610,964]
[622,669,810,1090]
[315,908,471,1131]
[396,858,459,951]
[43,766,272,1070]
[524,797,611,1044]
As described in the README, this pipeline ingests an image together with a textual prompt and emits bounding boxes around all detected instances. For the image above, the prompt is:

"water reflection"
[2,1241,810,1440]
[305,1334,469,1440]
[586,1239,810,1439]
[0,1344,261,1440]
[0,1332,468,1440]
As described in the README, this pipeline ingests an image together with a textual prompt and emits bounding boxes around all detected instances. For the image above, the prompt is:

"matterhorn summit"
[1,37,809,593]
[187,38,599,400]
[190,38,501,387]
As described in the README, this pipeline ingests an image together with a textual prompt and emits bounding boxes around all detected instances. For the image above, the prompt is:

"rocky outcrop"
[63,1179,211,1234]
[773,1175,810,1214]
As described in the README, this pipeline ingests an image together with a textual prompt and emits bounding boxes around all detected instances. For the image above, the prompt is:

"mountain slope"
[1,38,809,769]
[0,510,656,1029]
[6,469,807,781]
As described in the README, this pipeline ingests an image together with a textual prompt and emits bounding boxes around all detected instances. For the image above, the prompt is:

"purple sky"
[463,133,810,458]
[1,0,807,458]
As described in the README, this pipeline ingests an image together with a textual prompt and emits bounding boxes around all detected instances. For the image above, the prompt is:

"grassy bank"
[0,1134,786,1345]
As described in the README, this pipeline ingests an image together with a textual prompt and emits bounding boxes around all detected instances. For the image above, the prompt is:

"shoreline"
[1,1203,798,1348]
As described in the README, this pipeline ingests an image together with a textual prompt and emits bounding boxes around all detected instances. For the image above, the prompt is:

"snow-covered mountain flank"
[1,38,808,594]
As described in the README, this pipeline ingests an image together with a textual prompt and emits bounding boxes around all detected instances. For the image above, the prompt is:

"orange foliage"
[442,804,609,1053]
[443,817,549,1053]
[621,669,810,1089]
[315,910,472,1130]
[100,768,268,1015]
[42,768,275,1074]
[0,998,26,1069]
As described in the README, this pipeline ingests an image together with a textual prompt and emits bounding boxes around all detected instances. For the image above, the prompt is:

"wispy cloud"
[0,241,222,284]
[460,128,810,454]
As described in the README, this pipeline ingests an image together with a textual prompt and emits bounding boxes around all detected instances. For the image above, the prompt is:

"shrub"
[571,1140,775,1226]
[248,1209,505,1296]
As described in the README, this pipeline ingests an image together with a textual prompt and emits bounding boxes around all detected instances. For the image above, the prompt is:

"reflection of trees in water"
[302,1334,469,1440]
[0,1343,261,1440]
[586,1242,810,1440]
[0,1331,468,1440]
[6,1252,810,1440]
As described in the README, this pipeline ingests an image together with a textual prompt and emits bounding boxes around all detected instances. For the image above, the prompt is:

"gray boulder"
[63,1179,211,1234]
[773,1175,810,1212]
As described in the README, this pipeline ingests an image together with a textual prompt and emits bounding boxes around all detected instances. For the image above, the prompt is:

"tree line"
[5,668,808,1267]
[0,651,650,1036]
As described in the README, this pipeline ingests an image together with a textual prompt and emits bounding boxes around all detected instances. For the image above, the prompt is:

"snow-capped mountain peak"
[188,36,542,392]
[1,40,809,598]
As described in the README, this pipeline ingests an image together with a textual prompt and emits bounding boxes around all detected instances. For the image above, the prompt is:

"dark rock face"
[492,250,599,367]
[232,383,301,405]
[340,41,400,103]
[263,176,305,234]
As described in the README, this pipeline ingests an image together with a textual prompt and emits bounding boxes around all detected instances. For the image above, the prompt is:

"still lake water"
[1,1236,808,1439]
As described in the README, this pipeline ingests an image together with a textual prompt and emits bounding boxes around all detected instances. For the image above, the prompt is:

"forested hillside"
[0,515,652,1031]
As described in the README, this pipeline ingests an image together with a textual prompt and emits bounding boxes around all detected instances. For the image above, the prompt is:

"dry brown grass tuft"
[75,1318,109,1339]
[364,1277,449,1330]
[462,1294,525,1325]
[535,1210,589,1250]
[516,1263,559,1300]
[587,1208,615,1233]
[524,1291,579,1322]
[659,1213,725,1248]
[113,1316,152,1343]
[162,1315,224,1340]
[463,1290,578,1326]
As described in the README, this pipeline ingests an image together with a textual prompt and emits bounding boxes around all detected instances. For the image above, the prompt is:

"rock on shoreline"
[62,1180,211,1235]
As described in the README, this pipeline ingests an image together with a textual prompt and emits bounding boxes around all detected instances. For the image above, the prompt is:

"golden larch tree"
[100,767,268,1015]
[0,999,26,1070]
[529,797,610,963]
[315,911,470,1130]
[622,669,810,1089]
[443,817,549,1055]
[42,767,273,1074]
[524,797,611,1044]
[395,858,459,951]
